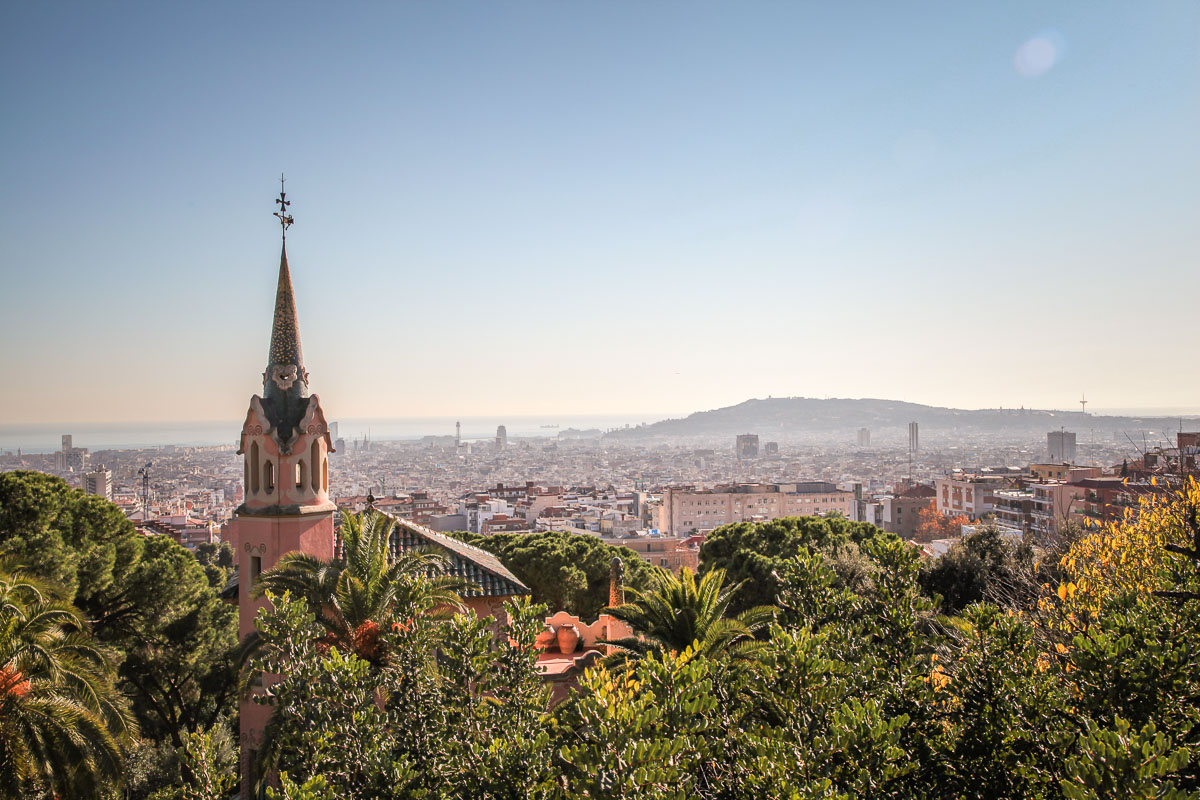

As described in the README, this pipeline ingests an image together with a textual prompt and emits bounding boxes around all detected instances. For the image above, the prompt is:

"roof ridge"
[375,511,530,593]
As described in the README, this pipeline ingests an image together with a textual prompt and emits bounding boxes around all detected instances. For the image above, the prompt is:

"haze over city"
[3,1,1198,425]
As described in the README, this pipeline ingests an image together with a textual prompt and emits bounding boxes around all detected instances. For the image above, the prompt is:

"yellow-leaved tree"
[1052,477,1200,619]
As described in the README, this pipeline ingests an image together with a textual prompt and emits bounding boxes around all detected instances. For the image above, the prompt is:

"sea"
[0,415,675,454]
[4,407,1198,455]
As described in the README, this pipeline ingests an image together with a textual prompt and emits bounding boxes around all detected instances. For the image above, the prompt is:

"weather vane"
[273,173,294,240]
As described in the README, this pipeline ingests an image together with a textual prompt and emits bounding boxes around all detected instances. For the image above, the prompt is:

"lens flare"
[1014,30,1066,78]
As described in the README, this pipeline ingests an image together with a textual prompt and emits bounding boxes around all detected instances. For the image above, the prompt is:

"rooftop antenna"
[1079,393,1087,415]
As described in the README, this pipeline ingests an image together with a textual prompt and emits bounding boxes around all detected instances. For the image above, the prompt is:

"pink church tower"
[231,182,335,791]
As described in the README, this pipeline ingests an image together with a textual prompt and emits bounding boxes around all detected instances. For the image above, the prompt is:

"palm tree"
[602,566,774,663]
[0,559,135,799]
[248,510,469,665]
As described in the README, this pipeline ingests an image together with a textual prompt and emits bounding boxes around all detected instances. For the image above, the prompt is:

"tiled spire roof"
[267,245,304,370]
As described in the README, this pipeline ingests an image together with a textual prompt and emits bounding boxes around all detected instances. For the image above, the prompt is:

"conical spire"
[267,244,304,371]
[262,179,310,424]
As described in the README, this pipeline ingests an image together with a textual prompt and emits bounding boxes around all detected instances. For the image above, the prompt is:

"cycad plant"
[248,510,469,665]
[602,566,774,663]
[0,559,134,799]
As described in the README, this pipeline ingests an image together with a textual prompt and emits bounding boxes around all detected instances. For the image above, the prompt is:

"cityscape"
[5,407,1195,561]
[2,3,1199,799]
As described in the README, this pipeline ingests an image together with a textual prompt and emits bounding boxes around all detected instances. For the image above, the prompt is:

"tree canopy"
[699,515,893,612]
[0,559,135,799]
[918,524,1038,614]
[0,471,239,796]
[452,530,653,618]
[6,472,1200,799]
[602,566,774,663]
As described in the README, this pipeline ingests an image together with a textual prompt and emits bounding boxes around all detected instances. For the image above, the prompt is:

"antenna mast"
[138,462,153,521]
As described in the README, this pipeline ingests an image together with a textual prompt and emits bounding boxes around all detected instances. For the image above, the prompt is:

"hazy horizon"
[3,3,1197,423]
[6,400,1200,454]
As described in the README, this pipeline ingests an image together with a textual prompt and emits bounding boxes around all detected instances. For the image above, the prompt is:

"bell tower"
[232,179,335,793]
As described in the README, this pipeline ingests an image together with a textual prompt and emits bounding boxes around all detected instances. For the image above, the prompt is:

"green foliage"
[247,510,467,668]
[552,648,720,799]
[0,470,141,607]
[1060,719,1198,800]
[218,506,1200,798]
[937,604,1073,799]
[269,774,334,800]
[453,529,653,617]
[8,471,1200,799]
[699,515,891,612]
[918,525,1038,614]
[602,566,773,663]
[111,534,239,744]
[0,471,238,794]
[194,542,235,590]
[145,722,238,800]
[245,591,553,800]
[0,559,135,799]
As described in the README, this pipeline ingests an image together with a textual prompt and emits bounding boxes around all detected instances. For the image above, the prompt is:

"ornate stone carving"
[269,364,300,391]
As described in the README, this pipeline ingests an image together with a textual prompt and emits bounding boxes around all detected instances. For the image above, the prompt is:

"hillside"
[603,397,1200,440]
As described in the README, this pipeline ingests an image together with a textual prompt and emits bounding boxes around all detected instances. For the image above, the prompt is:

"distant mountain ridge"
[603,397,1200,440]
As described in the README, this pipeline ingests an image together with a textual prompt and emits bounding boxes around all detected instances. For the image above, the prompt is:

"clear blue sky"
[2,2,1197,423]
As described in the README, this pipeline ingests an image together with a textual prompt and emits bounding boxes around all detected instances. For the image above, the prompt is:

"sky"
[1,2,1198,424]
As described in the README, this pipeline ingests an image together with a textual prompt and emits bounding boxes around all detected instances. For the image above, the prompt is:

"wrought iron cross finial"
[273,173,294,239]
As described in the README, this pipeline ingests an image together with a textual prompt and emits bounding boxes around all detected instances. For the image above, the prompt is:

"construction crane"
[137,462,153,521]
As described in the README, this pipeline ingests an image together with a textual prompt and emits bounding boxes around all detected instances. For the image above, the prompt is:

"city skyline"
[3,2,1198,424]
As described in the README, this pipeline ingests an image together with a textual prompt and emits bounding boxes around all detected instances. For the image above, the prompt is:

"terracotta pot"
[556,623,580,655]
[534,624,556,652]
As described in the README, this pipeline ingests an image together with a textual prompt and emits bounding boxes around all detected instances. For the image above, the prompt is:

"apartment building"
[881,483,936,539]
[601,532,700,573]
[659,482,855,536]
[81,466,113,501]
[934,474,1009,520]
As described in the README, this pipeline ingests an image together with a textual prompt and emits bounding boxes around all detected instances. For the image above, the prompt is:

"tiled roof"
[268,246,304,369]
[379,512,530,598]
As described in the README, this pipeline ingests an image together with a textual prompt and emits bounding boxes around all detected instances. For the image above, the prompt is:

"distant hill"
[602,397,1200,441]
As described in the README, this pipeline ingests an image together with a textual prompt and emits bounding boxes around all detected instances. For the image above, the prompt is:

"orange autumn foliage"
[917,506,969,540]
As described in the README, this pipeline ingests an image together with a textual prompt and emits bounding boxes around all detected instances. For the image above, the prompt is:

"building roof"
[268,245,304,372]
[380,512,530,598]
[220,515,531,602]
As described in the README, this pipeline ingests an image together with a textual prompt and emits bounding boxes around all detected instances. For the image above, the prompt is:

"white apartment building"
[81,467,113,501]
[460,496,515,534]
[659,482,855,536]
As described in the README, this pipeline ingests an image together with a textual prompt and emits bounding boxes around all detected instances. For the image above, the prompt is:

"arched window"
[310,440,321,493]
[250,442,260,494]
[264,460,275,493]
[295,461,305,489]
[322,458,328,492]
